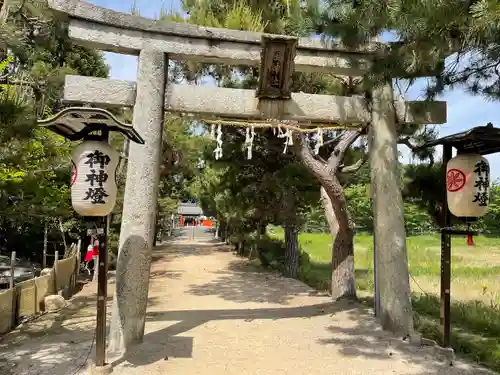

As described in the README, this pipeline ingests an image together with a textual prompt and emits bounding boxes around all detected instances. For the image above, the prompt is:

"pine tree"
[314,0,500,100]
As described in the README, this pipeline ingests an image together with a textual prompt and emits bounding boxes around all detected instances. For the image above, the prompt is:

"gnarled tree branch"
[339,154,368,173]
[397,136,417,150]
[293,133,328,180]
[327,130,362,172]
[322,133,343,148]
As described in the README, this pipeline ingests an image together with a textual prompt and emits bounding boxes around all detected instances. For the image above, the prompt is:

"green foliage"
[182,0,310,34]
[301,204,329,233]
[482,183,500,233]
[155,118,213,239]
[0,0,109,260]
[311,0,500,100]
[176,0,344,247]
[255,237,287,268]
[344,184,372,232]
[189,1,267,31]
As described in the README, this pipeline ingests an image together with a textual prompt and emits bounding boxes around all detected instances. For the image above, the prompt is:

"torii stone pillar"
[108,49,167,355]
[369,82,413,336]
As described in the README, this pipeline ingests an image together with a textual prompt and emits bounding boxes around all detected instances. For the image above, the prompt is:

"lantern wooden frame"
[38,107,144,144]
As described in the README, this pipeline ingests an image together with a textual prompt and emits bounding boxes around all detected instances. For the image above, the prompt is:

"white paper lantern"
[71,140,119,216]
[446,154,490,218]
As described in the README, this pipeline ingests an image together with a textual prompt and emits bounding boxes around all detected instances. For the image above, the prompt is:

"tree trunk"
[320,186,339,236]
[248,220,261,259]
[294,135,357,300]
[238,241,244,256]
[322,182,356,299]
[153,211,160,245]
[224,221,229,244]
[217,218,225,241]
[0,0,9,25]
[331,218,355,299]
[283,224,300,278]
[215,219,220,239]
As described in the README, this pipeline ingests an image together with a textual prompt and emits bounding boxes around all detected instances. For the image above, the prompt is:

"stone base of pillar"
[87,363,113,375]
[433,346,455,366]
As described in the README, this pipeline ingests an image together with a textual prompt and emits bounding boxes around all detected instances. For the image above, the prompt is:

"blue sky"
[90,0,500,178]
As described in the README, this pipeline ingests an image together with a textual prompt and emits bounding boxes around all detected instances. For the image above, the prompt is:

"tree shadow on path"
[151,241,231,264]
[187,259,320,305]
[112,299,352,369]
[316,306,496,375]
[113,300,496,375]
[0,283,162,375]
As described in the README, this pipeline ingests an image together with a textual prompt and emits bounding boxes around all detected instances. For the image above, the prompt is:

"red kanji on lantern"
[71,161,78,186]
[446,169,466,192]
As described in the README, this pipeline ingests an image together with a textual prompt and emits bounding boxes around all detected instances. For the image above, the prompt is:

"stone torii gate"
[48,0,446,359]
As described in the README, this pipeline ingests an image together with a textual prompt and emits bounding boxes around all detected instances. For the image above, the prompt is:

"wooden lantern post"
[37,107,144,369]
[417,123,500,350]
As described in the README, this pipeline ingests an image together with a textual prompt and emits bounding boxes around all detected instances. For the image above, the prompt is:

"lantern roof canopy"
[37,107,144,144]
[417,123,500,156]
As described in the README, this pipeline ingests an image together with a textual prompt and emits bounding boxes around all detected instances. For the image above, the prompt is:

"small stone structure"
[44,294,67,312]
[47,0,447,357]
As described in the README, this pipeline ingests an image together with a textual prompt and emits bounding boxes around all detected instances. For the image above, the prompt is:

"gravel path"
[0,238,496,375]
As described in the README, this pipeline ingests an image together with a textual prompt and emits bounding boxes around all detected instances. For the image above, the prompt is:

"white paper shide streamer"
[71,140,119,216]
[214,124,223,160]
[283,129,293,154]
[277,126,284,138]
[314,127,324,155]
[210,124,216,139]
[275,126,293,154]
[245,126,255,159]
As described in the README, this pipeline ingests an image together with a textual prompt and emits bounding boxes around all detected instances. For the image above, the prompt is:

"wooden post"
[43,221,48,269]
[95,216,109,367]
[54,251,59,294]
[370,183,380,318]
[248,221,261,259]
[74,238,82,293]
[58,219,68,253]
[9,252,16,289]
[93,252,99,282]
[10,251,16,329]
[441,144,453,347]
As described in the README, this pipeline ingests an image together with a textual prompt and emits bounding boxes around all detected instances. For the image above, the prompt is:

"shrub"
[256,237,286,268]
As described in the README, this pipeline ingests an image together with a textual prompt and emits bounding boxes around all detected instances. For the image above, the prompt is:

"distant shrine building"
[177,200,213,227]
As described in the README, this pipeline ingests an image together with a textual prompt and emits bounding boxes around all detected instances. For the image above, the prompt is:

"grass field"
[268,228,500,371]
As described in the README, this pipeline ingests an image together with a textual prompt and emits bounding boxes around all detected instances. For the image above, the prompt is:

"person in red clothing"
[83,237,99,275]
